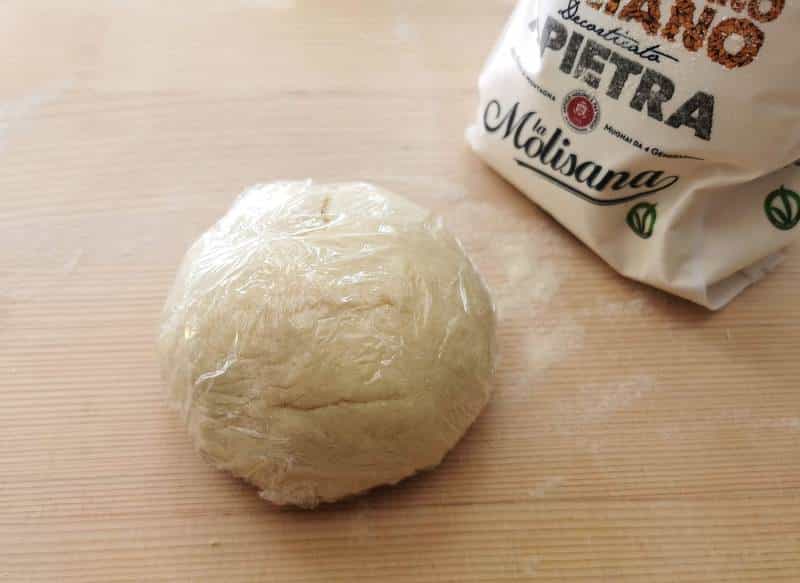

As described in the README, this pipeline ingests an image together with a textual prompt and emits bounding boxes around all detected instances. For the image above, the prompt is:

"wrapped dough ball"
[158,181,495,507]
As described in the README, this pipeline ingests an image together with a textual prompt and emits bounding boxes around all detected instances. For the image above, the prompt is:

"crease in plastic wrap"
[158,181,496,507]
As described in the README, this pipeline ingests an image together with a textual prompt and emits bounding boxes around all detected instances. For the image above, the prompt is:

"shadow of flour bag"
[468,0,800,308]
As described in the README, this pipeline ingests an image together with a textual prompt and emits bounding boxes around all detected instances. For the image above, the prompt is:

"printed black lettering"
[574,39,611,88]
[630,69,675,121]
[540,17,568,57]
[665,92,714,140]
[607,53,644,99]
[575,161,605,186]
[483,100,680,204]
[594,170,632,190]
[560,32,585,74]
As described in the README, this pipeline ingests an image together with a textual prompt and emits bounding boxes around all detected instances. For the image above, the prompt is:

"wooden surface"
[1,1,799,581]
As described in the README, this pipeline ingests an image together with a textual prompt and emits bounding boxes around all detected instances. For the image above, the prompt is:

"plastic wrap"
[158,181,496,507]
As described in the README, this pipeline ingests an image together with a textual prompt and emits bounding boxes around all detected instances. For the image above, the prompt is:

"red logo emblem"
[562,90,600,133]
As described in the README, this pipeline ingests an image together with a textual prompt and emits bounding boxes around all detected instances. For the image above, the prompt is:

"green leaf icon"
[626,202,657,239]
[764,185,800,231]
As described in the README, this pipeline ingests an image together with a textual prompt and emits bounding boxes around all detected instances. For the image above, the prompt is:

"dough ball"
[158,181,496,507]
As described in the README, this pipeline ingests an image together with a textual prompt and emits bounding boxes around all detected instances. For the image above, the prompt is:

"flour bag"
[468,0,800,308]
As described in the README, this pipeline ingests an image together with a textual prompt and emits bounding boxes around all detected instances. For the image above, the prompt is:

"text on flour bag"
[468,0,800,309]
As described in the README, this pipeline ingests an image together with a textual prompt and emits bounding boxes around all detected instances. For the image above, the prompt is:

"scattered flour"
[575,374,656,422]
[239,0,295,8]
[771,418,800,431]
[62,249,85,275]
[393,18,418,43]
[717,409,800,432]
[444,198,585,393]
[521,555,540,576]
[525,318,585,373]
[555,374,657,434]
[446,200,570,317]
[528,476,565,498]
[493,238,561,316]
[579,298,648,318]
[0,81,70,152]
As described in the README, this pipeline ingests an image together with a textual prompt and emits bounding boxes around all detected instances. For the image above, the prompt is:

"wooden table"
[2,1,798,581]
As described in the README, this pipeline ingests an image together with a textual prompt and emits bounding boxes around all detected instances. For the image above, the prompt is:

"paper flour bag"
[468,0,800,308]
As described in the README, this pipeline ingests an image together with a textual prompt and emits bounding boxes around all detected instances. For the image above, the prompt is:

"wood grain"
[1,1,798,581]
